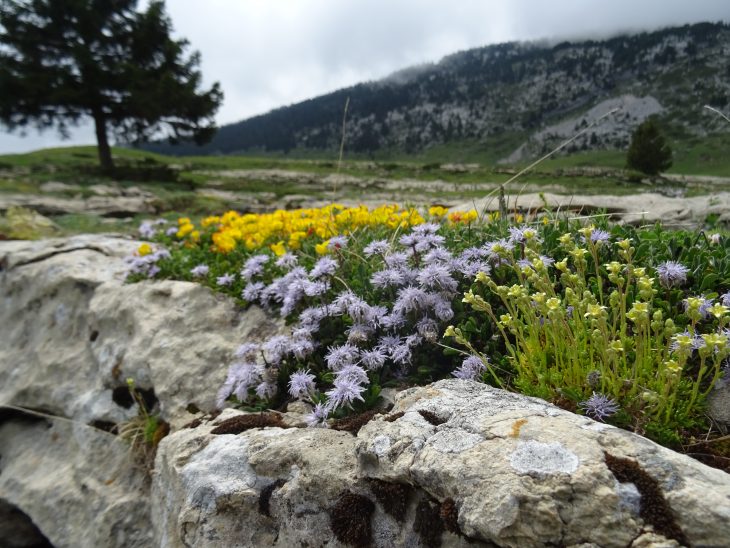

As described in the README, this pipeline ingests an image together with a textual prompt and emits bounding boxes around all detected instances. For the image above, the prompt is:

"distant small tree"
[0,0,222,171]
[626,119,673,176]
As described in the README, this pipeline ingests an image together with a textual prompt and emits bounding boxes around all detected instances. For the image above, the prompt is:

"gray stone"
[0,235,284,428]
[0,418,151,548]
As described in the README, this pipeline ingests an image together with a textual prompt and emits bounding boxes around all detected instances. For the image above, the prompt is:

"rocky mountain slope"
[145,22,730,161]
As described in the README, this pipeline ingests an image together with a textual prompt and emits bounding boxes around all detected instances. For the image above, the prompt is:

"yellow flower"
[177,217,191,226]
[137,243,152,256]
[177,223,194,238]
[429,205,448,217]
[315,240,330,255]
[270,241,286,256]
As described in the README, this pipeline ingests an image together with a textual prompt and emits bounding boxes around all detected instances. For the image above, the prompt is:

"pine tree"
[626,119,673,176]
[0,0,222,171]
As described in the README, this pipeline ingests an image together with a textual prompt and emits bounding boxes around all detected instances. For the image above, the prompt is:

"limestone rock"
[0,418,150,548]
[356,380,730,548]
[0,235,284,429]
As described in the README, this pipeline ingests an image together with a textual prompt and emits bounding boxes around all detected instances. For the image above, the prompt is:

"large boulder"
[0,235,283,428]
[152,381,730,548]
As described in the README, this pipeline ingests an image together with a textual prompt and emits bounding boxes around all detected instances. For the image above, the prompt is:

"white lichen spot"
[616,480,641,516]
[372,435,391,457]
[428,428,484,454]
[509,440,579,475]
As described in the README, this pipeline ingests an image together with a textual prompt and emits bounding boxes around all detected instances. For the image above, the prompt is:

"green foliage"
[626,119,673,175]
[0,0,222,170]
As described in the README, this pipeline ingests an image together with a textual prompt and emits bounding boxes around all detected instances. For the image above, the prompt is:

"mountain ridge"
[143,21,730,161]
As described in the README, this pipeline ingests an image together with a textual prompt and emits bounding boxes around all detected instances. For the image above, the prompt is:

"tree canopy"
[626,118,673,176]
[0,0,222,170]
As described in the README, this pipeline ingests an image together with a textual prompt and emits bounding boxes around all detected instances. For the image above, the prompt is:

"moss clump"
[258,479,286,517]
[383,411,405,422]
[439,498,460,534]
[210,412,286,434]
[329,491,375,547]
[604,452,688,546]
[418,409,445,426]
[368,478,412,522]
[330,409,380,435]
[413,499,445,547]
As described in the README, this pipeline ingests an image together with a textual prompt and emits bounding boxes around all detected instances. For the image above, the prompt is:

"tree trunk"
[92,108,114,172]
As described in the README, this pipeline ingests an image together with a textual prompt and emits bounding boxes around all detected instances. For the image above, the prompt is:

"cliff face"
[146,22,730,160]
[2,236,730,547]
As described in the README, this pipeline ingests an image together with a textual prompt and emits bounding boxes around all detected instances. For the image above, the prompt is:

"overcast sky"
[1,0,727,154]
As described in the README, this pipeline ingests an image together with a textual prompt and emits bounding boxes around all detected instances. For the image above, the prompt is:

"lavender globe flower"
[579,392,620,422]
[656,261,689,289]
[452,355,487,380]
[288,369,316,399]
[363,239,391,257]
[305,402,330,427]
[217,273,236,287]
[328,235,348,250]
[190,264,209,277]
[589,229,611,245]
[275,252,298,269]
[241,254,269,280]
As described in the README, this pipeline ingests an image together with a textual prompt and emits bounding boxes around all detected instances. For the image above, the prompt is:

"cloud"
[1,0,727,153]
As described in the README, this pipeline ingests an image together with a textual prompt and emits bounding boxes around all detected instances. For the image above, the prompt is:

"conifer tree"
[626,118,673,176]
[0,0,222,170]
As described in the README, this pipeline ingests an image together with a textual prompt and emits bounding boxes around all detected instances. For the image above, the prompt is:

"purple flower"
[722,292,730,307]
[589,229,611,244]
[384,251,410,269]
[241,255,269,281]
[412,222,441,236]
[255,381,277,400]
[138,221,157,239]
[363,240,391,257]
[336,364,369,385]
[423,247,453,265]
[390,344,413,365]
[328,235,348,250]
[416,316,440,342]
[310,257,338,278]
[190,264,209,277]
[303,280,330,297]
[414,233,446,252]
[262,335,291,365]
[305,402,330,427]
[242,281,265,301]
[399,233,418,247]
[275,252,298,269]
[452,355,487,380]
[346,323,373,344]
[656,261,689,289]
[484,239,515,259]
[431,294,455,322]
[579,392,620,422]
[360,348,387,370]
[371,268,406,289]
[325,343,360,370]
[289,332,316,360]
[217,273,236,287]
[393,286,430,315]
[165,227,178,236]
[234,343,260,360]
[418,264,458,293]
[326,377,366,409]
[217,361,263,407]
[288,369,316,399]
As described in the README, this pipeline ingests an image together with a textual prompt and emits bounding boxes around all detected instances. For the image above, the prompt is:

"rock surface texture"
[1,237,730,547]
